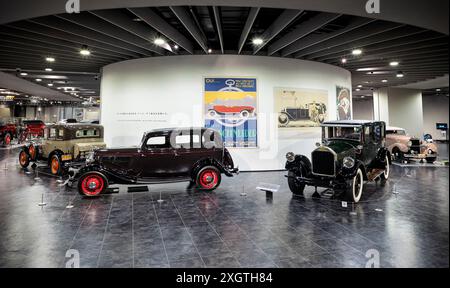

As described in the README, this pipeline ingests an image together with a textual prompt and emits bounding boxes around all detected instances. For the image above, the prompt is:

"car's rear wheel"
[345,168,364,203]
[3,133,11,146]
[50,155,62,175]
[196,166,221,191]
[19,150,30,168]
[380,155,390,181]
[78,172,107,197]
[288,171,305,195]
[28,144,38,161]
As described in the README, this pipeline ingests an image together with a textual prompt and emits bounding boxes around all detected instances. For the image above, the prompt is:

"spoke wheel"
[79,173,107,197]
[196,166,221,191]
[345,168,364,203]
[381,155,390,180]
[50,155,61,175]
[4,134,11,146]
[19,151,30,168]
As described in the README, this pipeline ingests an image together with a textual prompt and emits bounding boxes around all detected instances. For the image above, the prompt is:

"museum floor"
[0,145,448,268]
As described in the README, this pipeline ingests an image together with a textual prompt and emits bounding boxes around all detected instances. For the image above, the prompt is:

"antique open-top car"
[278,102,327,126]
[19,123,106,175]
[17,120,45,143]
[70,127,239,197]
[0,120,17,147]
[285,120,391,203]
[386,126,438,163]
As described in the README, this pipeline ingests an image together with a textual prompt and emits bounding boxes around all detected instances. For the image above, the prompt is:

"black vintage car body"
[285,120,391,203]
[71,127,239,197]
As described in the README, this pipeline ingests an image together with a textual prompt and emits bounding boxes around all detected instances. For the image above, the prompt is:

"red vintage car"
[0,120,17,147]
[208,105,255,118]
[18,120,45,143]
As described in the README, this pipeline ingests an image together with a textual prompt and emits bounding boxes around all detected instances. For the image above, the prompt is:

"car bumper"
[286,174,347,189]
[223,166,239,177]
[404,152,437,159]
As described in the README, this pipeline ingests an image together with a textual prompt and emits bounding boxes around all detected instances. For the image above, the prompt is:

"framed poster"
[274,87,328,139]
[336,86,352,120]
[204,77,257,148]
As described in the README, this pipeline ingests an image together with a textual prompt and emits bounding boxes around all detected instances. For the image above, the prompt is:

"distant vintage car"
[208,105,255,118]
[386,127,438,163]
[0,120,17,147]
[19,124,106,175]
[279,102,327,126]
[18,120,46,143]
[70,127,239,197]
[285,120,391,203]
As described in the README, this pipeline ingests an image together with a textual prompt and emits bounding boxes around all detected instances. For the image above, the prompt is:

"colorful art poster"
[204,77,257,148]
[336,86,352,120]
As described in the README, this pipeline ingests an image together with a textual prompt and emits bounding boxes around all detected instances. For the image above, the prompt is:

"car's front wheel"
[196,166,221,191]
[380,155,390,181]
[78,172,108,197]
[288,171,305,195]
[50,155,62,175]
[19,150,30,168]
[3,133,11,147]
[345,168,364,203]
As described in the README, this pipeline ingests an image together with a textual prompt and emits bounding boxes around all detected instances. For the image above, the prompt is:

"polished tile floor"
[0,145,448,268]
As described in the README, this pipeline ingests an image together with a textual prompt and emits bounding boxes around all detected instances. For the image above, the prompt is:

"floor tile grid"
[171,194,243,268]
[149,196,171,268]
[95,196,115,268]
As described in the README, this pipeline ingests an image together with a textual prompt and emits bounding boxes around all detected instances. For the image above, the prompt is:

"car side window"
[49,128,56,139]
[373,124,383,143]
[364,126,372,144]
[146,136,167,149]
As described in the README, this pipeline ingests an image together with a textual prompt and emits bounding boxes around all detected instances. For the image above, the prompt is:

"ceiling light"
[361,96,366,99]
[80,45,91,56]
[341,58,347,64]
[154,38,165,46]
[132,17,142,22]
[352,49,362,55]
[45,68,53,72]
[396,71,404,78]
[173,44,179,50]
[356,88,361,91]
[252,38,264,45]
[436,88,441,92]
[390,61,399,67]
[20,72,28,76]
[357,85,363,88]
[382,79,388,83]
[46,57,55,62]
[208,48,212,53]
[35,78,42,82]
[47,83,53,87]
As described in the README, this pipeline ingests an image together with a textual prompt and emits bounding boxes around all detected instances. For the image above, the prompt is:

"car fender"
[78,170,109,188]
[191,157,227,178]
[285,155,312,177]
[421,142,438,154]
[388,143,409,153]
[377,147,391,163]
[342,160,367,180]
[48,149,64,165]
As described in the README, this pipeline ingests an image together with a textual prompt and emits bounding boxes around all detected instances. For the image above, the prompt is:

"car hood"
[324,140,358,154]
[387,134,410,142]
[95,147,140,157]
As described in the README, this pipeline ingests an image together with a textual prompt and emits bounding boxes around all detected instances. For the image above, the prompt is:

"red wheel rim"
[19,152,28,166]
[81,175,104,196]
[5,135,11,145]
[51,157,59,174]
[29,145,36,159]
[199,169,219,189]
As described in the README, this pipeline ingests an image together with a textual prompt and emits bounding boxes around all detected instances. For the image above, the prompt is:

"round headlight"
[343,157,355,169]
[286,152,295,162]
[407,141,412,147]
[428,149,433,155]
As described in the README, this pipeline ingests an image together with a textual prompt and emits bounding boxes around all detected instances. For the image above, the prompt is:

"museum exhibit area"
[0,0,448,271]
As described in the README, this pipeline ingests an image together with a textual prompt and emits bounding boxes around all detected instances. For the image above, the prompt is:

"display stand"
[2,162,8,171]
[34,169,41,181]
[38,193,47,207]
[240,184,247,197]
[157,191,164,203]
[256,183,280,204]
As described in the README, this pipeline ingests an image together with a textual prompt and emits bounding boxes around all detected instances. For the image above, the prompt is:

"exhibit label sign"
[204,77,257,148]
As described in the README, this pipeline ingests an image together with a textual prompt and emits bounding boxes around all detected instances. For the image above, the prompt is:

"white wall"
[387,88,424,138]
[101,55,351,171]
[353,98,374,120]
[422,95,449,141]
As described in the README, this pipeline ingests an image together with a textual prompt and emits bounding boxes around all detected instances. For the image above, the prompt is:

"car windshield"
[323,126,362,142]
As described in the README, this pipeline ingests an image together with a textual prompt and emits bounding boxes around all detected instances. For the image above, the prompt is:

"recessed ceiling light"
[356,88,361,91]
[45,68,53,72]
[207,48,212,54]
[35,78,42,82]
[396,71,404,78]
[361,96,366,99]
[357,85,363,88]
[20,72,28,76]
[47,83,53,87]
[390,61,399,67]
[252,38,264,45]
[352,49,362,55]
[173,44,179,50]
[80,46,91,56]
[341,58,347,64]
[436,88,441,91]
[132,17,142,22]
[46,57,55,62]
[382,79,388,83]
[154,38,165,46]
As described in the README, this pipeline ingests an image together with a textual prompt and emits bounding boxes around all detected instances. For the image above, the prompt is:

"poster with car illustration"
[204,77,257,148]
[336,86,352,120]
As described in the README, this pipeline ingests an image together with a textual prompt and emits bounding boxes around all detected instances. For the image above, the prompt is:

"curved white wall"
[101,55,351,171]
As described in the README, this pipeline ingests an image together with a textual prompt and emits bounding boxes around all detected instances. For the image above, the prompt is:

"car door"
[362,124,377,166]
[138,133,176,179]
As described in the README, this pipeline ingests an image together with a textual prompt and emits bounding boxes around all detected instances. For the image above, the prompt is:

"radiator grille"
[312,150,335,176]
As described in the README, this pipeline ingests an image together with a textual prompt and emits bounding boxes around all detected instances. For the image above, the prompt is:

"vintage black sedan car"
[285,120,391,203]
[71,127,239,197]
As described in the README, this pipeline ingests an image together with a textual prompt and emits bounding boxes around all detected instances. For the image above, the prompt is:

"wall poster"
[336,86,352,120]
[274,87,329,139]
[204,77,257,148]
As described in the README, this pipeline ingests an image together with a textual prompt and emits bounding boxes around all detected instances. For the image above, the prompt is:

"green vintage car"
[285,120,391,203]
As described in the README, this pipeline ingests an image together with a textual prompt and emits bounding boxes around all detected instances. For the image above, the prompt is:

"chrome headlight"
[428,149,433,155]
[343,156,355,169]
[407,141,412,147]
[286,152,295,162]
